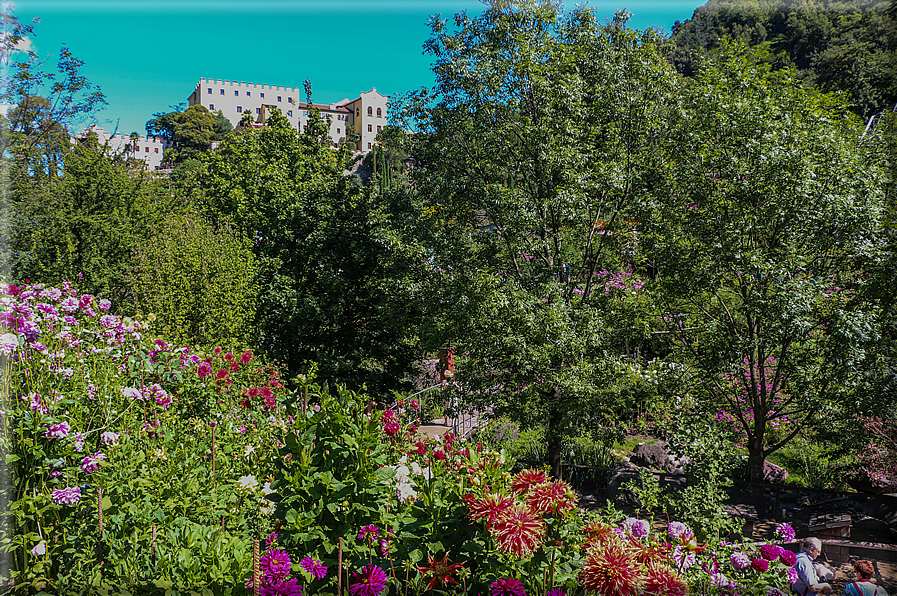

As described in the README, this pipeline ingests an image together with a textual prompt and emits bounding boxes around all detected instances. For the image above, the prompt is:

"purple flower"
[667,521,691,540]
[709,573,729,587]
[787,568,799,584]
[98,298,112,311]
[300,556,327,579]
[73,432,85,452]
[260,578,304,596]
[490,578,527,596]
[760,543,783,561]
[52,486,81,506]
[622,517,650,538]
[672,545,696,570]
[44,422,71,439]
[775,522,795,543]
[121,386,142,399]
[768,589,788,596]
[752,558,770,572]
[260,548,292,582]
[357,524,380,545]
[99,314,119,329]
[81,451,106,474]
[546,589,566,596]
[197,361,212,378]
[730,551,751,570]
[59,297,78,312]
[780,549,797,566]
[348,566,387,596]
[101,431,120,445]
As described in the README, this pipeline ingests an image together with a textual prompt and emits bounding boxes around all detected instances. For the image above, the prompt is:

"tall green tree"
[403,1,679,477]
[201,108,425,393]
[650,45,888,510]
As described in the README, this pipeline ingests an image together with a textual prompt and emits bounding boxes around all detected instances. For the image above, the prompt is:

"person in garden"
[844,560,888,596]
[791,538,833,595]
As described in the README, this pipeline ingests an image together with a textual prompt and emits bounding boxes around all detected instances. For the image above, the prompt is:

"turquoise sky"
[14,0,706,136]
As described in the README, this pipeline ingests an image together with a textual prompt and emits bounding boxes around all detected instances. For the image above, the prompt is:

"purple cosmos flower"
[81,451,106,474]
[300,556,327,579]
[44,422,71,439]
[775,522,796,543]
[490,578,527,596]
[348,566,387,596]
[52,486,81,506]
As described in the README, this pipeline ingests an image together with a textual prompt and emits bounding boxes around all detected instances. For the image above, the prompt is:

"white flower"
[260,498,275,516]
[237,475,258,493]
[0,333,19,355]
[244,445,255,457]
[150,448,167,461]
[261,481,275,496]
[100,431,120,445]
[31,540,47,556]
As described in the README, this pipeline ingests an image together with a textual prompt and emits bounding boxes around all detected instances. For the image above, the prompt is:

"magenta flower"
[490,578,527,596]
[546,589,566,596]
[81,451,106,474]
[779,549,797,566]
[260,548,292,582]
[774,522,796,543]
[44,422,71,439]
[751,558,770,572]
[260,578,304,596]
[622,517,650,538]
[760,543,783,561]
[730,551,751,570]
[787,568,799,584]
[52,486,81,506]
[197,361,212,378]
[98,298,111,311]
[667,521,691,540]
[357,524,380,545]
[348,566,387,596]
[300,556,327,579]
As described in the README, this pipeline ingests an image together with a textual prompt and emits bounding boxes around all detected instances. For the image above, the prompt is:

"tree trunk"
[546,400,563,480]
[748,436,767,516]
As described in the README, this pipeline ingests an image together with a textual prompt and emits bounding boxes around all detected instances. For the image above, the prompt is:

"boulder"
[763,460,788,483]
[606,462,643,508]
[630,441,688,474]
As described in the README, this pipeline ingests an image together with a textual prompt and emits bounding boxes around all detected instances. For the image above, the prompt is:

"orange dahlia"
[626,536,670,566]
[525,480,576,515]
[492,505,545,558]
[643,563,687,596]
[582,521,621,550]
[466,493,515,530]
[580,541,645,596]
[511,469,548,495]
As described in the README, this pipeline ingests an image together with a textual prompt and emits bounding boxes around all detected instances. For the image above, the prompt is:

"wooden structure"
[810,497,852,563]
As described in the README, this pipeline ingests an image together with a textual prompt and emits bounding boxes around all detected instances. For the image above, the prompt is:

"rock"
[763,460,788,483]
[867,496,897,535]
[606,462,643,508]
[853,516,893,538]
[629,441,690,474]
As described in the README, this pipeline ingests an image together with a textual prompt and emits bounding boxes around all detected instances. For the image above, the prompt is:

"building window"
[234,90,239,96]
[260,93,264,98]
[220,89,224,95]
[210,104,214,110]
[337,128,341,134]
[145,147,149,153]
[278,96,282,102]
[356,107,360,117]
[377,107,382,117]
[367,107,373,116]
[288,110,292,116]
[207,88,211,94]
[155,148,159,153]
[256,107,260,114]
[237,106,242,113]
[368,142,372,149]
[135,146,139,151]
[289,98,293,104]
[377,125,382,132]
[367,124,372,132]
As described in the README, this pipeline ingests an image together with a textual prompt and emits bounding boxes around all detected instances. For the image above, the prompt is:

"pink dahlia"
[197,361,212,378]
[43,422,70,439]
[260,548,292,582]
[348,566,387,596]
[730,551,751,570]
[51,486,81,506]
[581,541,645,596]
[357,525,380,545]
[466,493,514,530]
[489,578,526,596]
[751,558,770,572]
[300,556,327,579]
[80,451,106,474]
[787,568,799,584]
[760,543,784,561]
[779,549,797,566]
[260,578,303,596]
[511,469,547,495]
[383,420,401,437]
[492,505,545,558]
[775,522,796,543]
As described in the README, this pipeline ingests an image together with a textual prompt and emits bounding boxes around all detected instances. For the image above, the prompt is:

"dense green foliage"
[669,0,897,117]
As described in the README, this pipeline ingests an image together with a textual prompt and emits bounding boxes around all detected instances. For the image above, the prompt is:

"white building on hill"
[187,78,388,152]
[78,125,169,170]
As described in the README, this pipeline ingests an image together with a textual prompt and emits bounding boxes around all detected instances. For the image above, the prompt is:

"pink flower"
[623,517,650,538]
[300,556,327,579]
[787,568,799,584]
[730,551,751,570]
[383,420,400,436]
[52,486,81,506]
[260,578,303,596]
[260,548,291,582]
[775,522,796,543]
[489,578,526,596]
[751,558,769,572]
[779,549,797,566]
[357,525,380,545]
[240,349,253,364]
[349,566,387,596]
[760,544,783,561]
[81,451,106,474]
[100,431,118,446]
[44,422,70,439]
[197,361,212,378]
[667,521,691,540]
[97,298,111,311]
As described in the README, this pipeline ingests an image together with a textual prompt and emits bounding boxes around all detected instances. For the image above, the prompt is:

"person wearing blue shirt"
[844,560,888,596]
[791,537,833,595]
